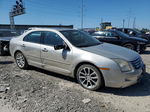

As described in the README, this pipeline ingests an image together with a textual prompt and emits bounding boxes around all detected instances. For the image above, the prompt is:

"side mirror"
[54,42,68,50]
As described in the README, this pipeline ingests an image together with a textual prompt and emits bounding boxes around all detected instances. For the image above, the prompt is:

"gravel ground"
[0,48,150,112]
[0,57,119,112]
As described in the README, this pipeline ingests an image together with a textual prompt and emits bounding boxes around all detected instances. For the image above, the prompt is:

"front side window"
[116,30,130,37]
[105,32,118,37]
[23,31,42,44]
[43,31,63,46]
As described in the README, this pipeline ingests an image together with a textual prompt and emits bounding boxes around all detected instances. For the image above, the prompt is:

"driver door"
[41,31,73,75]
[104,31,121,45]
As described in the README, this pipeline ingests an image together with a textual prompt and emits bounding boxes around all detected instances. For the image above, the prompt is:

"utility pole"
[127,16,131,28]
[123,19,125,28]
[81,0,84,29]
[133,17,136,28]
[101,18,103,24]
[100,18,103,29]
[127,9,131,28]
[9,0,26,30]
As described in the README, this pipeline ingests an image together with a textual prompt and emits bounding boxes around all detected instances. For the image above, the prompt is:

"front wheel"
[76,64,104,91]
[123,43,135,51]
[139,45,146,54]
[15,52,28,69]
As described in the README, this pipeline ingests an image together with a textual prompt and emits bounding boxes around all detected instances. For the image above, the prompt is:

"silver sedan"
[9,28,145,90]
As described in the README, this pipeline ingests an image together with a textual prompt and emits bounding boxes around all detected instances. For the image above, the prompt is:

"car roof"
[28,27,75,32]
[117,28,133,30]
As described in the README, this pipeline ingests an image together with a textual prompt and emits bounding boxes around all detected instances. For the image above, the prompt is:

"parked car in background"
[117,28,150,46]
[0,29,19,55]
[80,28,96,35]
[10,28,145,90]
[92,29,148,53]
[146,32,150,35]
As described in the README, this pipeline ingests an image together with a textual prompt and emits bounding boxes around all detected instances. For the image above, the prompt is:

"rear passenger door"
[22,31,42,66]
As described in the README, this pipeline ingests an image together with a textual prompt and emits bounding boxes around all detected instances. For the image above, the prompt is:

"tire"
[139,45,146,54]
[76,64,104,91]
[15,52,28,69]
[136,44,141,53]
[0,42,5,56]
[123,43,135,51]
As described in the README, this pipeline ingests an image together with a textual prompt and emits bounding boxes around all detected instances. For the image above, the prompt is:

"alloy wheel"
[78,67,99,89]
[16,52,26,68]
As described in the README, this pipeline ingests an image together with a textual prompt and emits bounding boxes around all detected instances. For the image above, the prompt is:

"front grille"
[131,57,142,69]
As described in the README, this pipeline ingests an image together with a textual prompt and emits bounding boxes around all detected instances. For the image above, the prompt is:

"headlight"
[112,59,132,72]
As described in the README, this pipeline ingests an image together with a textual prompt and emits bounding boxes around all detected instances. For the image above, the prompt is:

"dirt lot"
[0,48,150,112]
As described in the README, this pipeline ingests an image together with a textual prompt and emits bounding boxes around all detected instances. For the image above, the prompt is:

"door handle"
[21,44,26,47]
[42,48,48,52]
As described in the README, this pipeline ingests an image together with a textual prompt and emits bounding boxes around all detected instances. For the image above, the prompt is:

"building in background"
[0,24,73,34]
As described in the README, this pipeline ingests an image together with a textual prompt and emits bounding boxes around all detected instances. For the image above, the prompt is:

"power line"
[26,5,78,17]
[23,0,80,19]
[6,0,80,19]
[25,0,76,13]
[2,0,83,27]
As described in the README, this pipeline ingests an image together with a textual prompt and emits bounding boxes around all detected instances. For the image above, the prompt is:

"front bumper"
[102,64,146,88]
[121,64,145,88]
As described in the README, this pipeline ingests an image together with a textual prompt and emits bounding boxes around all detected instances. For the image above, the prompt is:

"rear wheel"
[136,44,141,53]
[15,52,28,69]
[76,64,103,91]
[123,43,135,51]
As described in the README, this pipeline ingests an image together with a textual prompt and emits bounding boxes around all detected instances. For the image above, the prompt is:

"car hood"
[138,34,150,41]
[81,43,139,61]
[0,37,13,41]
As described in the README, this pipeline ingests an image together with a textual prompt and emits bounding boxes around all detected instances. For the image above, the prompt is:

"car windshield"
[132,29,142,34]
[0,31,19,37]
[60,30,102,47]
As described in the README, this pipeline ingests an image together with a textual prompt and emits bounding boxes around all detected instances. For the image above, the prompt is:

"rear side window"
[23,31,42,44]
[43,31,63,46]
